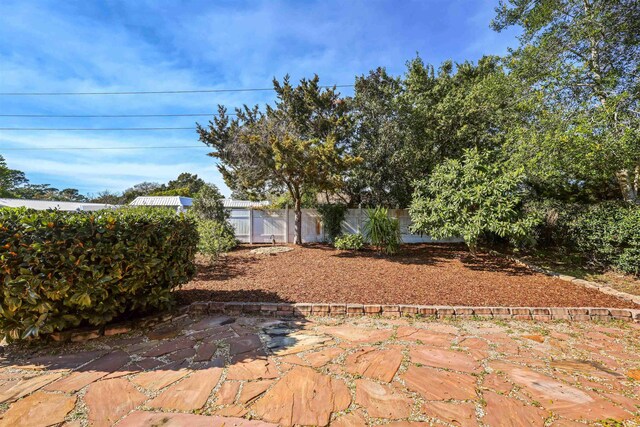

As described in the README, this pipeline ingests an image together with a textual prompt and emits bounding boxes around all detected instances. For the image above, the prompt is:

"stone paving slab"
[1,314,640,426]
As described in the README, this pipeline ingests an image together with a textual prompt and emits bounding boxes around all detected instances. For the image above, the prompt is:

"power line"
[0,84,353,96]
[0,113,229,118]
[0,127,195,131]
[1,145,208,151]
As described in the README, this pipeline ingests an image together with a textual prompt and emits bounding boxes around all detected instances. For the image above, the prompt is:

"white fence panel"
[342,209,362,235]
[287,209,322,243]
[228,209,251,243]
[252,209,287,244]
[226,207,462,244]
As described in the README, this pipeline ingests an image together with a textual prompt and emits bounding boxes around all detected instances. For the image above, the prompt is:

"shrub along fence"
[529,201,640,276]
[0,207,198,341]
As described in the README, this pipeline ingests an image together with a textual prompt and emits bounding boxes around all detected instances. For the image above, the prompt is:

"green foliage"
[493,0,640,202]
[0,155,28,198]
[189,184,236,264]
[347,67,417,207]
[346,56,518,208]
[568,203,640,275]
[334,233,364,251]
[266,190,317,209]
[317,204,347,243]
[527,201,640,275]
[149,186,191,197]
[0,207,198,341]
[410,148,537,253]
[91,173,207,204]
[362,207,401,255]
[196,219,237,265]
[191,183,228,222]
[197,75,359,244]
[1,155,87,201]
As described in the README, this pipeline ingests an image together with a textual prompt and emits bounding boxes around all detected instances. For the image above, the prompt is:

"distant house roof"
[128,196,269,209]
[0,198,118,211]
[129,196,193,207]
[222,199,270,209]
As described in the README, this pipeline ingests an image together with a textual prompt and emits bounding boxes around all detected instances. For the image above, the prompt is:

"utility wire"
[0,113,229,118]
[0,127,195,131]
[0,145,208,151]
[0,84,353,96]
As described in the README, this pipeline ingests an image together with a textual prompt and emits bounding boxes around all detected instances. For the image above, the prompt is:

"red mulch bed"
[175,243,639,308]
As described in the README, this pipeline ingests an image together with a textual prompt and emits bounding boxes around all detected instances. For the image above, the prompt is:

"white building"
[0,198,118,211]
[129,196,269,214]
[129,196,193,213]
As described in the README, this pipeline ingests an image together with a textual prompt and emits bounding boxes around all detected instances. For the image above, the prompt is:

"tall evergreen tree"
[197,75,359,244]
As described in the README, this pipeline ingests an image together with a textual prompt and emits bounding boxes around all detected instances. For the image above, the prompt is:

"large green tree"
[404,56,519,164]
[346,56,519,208]
[493,0,640,202]
[347,67,418,207]
[197,75,359,244]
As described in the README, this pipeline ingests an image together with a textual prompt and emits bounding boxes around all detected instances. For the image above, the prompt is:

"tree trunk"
[617,168,640,204]
[294,198,302,245]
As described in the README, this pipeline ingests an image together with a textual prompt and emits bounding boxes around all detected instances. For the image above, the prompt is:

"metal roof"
[129,196,193,207]
[222,199,270,208]
[0,198,118,211]
[128,196,268,209]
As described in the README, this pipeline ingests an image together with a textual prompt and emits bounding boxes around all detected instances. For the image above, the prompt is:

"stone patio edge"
[50,301,640,343]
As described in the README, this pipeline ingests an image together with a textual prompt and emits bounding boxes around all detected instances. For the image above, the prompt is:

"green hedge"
[528,201,640,276]
[568,202,640,275]
[0,207,198,340]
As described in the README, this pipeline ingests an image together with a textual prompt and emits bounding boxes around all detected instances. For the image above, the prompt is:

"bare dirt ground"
[176,243,639,308]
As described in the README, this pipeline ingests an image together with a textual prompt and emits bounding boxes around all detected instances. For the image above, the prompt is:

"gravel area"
[176,243,640,308]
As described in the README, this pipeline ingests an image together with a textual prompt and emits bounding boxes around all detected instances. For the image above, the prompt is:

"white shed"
[129,196,193,213]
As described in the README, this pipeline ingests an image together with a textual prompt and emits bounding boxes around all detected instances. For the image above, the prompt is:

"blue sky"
[0,0,519,197]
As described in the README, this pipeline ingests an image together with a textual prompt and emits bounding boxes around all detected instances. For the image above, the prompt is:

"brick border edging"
[187,301,640,323]
[489,251,640,306]
[48,301,640,343]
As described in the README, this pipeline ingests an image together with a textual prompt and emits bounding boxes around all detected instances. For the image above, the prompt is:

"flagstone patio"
[1,314,639,426]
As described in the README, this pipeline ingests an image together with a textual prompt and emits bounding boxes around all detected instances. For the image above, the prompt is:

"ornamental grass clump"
[362,207,402,255]
[0,207,198,341]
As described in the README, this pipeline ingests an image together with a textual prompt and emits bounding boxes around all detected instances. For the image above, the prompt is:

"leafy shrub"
[0,207,198,341]
[362,207,401,255]
[334,233,364,250]
[409,148,537,254]
[317,203,347,243]
[568,202,640,275]
[191,183,228,222]
[526,201,640,276]
[196,219,237,264]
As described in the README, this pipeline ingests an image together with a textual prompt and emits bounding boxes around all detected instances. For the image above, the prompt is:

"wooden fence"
[227,208,460,244]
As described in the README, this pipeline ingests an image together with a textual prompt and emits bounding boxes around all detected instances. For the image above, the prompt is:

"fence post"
[285,205,289,244]
[249,208,254,244]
